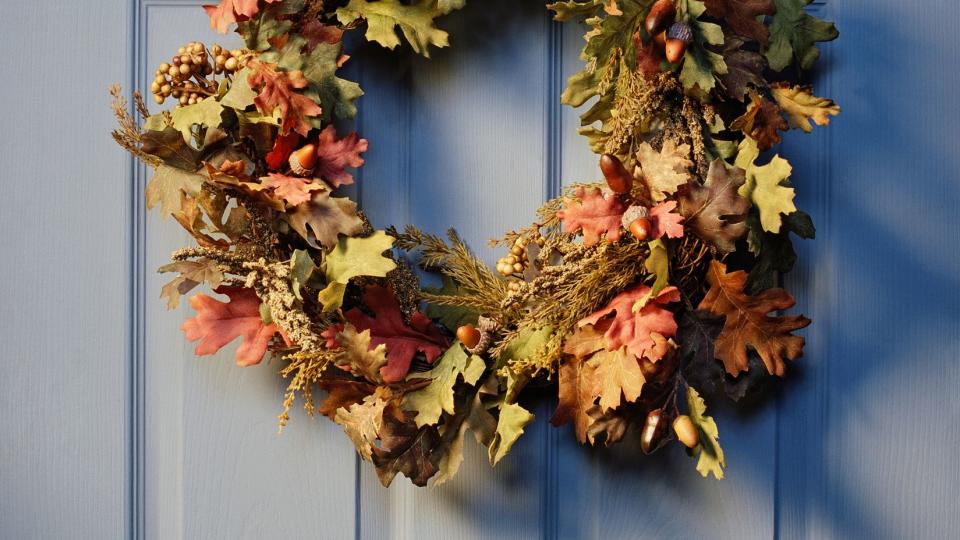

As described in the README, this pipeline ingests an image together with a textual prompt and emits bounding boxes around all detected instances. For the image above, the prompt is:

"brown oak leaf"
[345,285,449,384]
[718,31,769,102]
[181,286,280,367]
[578,284,681,361]
[703,0,776,45]
[286,190,364,249]
[260,173,327,207]
[699,260,811,376]
[558,187,628,246]
[247,61,322,137]
[317,374,377,419]
[594,347,645,412]
[550,356,601,444]
[371,406,442,487]
[158,258,223,310]
[677,159,752,253]
[730,91,788,151]
[636,140,694,202]
[315,125,369,188]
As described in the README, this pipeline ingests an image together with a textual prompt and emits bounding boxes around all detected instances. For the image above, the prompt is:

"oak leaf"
[699,260,810,376]
[557,186,627,246]
[315,125,369,188]
[318,231,397,312]
[730,92,787,151]
[247,61,322,137]
[718,32,769,102]
[678,0,728,96]
[286,190,364,249]
[578,284,681,361]
[703,0,775,45]
[404,343,485,427]
[593,347,645,412]
[334,389,389,461]
[649,200,685,239]
[345,285,449,383]
[686,387,726,479]
[335,0,456,58]
[317,376,376,419]
[766,0,838,71]
[146,165,205,219]
[158,258,223,310]
[371,406,442,487]
[140,126,201,170]
[636,140,694,202]
[771,83,840,133]
[550,356,600,444]
[335,324,389,384]
[677,159,751,252]
[181,286,280,367]
[489,402,535,465]
[735,137,796,233]
[260,173,327,207]
[204,0,281,33]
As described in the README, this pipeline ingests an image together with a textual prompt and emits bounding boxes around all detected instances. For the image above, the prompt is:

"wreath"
[111,0,839,487]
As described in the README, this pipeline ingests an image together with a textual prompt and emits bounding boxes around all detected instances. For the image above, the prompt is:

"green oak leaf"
[488,402,535,465]
[735,137,796,233]
[497,326,554,370]
[145,98,225,142]
[404,343,485,427]
[686,386,726,479]
[423,276,481,329]
[766,0,839,71]
[145,164,205,218]
[289,249,318,301]
[318,231,397,311]
[336,0,456,58]
[220,68,258,110]
[636,238,670,311]
[679,0,728,97]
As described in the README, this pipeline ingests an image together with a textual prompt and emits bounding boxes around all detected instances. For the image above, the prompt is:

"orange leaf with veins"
[181,286,280,367]
[558,187,627,246]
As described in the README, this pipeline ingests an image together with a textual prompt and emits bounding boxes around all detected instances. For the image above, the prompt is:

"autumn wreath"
[111,0,838,487]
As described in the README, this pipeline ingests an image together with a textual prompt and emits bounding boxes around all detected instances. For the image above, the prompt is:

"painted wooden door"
[2,1,959,538]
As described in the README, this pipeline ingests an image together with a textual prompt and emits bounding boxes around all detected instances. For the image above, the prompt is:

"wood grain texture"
[0,1,132,539]
[778,1,960,539]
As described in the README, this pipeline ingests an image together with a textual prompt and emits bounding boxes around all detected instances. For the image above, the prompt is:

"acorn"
[456,324,482,350]
[622,205,652,242]
[599,154,634,194]
[641,408,669,454]
[645,0,676,37]
[654,31,668,49]
[288,144,317,176]
[673,415,700,449]
[665,22,693,64]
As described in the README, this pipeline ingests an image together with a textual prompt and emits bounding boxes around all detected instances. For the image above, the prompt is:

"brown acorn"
[665,22,693,64]
[288,144,317,176]
[456,324,482,349]
[599,154,634,194]
[645,0,676,37]
[654,31,668,49]
[673,415,700,449]
[629,218,652,242]
[641,408,668,454]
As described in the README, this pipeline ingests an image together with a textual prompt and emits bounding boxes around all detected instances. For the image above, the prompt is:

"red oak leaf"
[557,187,628,246]
[301,20,344,51]
[345,285,448,383]
[321,325,344,349]
[260,173,327,207]
[248,62,322,137]
[181,286,280,367]
[266,133,300,171]
[204,0,281,33]
[650,200,685,239]
[579,284,680,361]
[315,125,369,188]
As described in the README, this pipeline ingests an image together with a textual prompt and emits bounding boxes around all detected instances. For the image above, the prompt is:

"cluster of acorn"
[645,0,693,64]
[641,407,701,453]
[598,153,655,242]
[149,42,246,106]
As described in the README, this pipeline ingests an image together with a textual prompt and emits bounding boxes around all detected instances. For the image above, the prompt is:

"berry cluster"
[149,42,247,106]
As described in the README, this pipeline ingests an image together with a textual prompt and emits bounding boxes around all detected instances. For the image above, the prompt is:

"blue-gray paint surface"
[1,1,958,538]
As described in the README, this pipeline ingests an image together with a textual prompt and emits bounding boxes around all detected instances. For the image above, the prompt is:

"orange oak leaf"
[557,187,628,246]
[260,173,327,207]
[248,61,322,137]
[345,285,449,384]
[550,356,601,443]
[730,91,787,151]
[578,284,681,361]
[315,125,369,188]
[181,286,280,367]
[204,0,281,33]
[699,260,811,377]
[650,200,685,239]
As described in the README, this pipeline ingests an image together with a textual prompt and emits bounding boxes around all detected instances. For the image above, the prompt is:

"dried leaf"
[489,403,535,465]
[248,61,322,137]
[699,260,810,376]
[677,159,751,252]
[286,190,364,249]
[557,187,627,246]
[703,0,775,45]
[771,83,840,133]
[766,0,839,71]
[636,140,694,202]
[686,387,726,479]
[593,347,644,412]
[315,125,369,188]
[334,389,389,461]
[146,165,205,219]
[318,231,397,311]
[204,0,282,33]
[735,137,796,233]
[335,324,388,384]
[260,173,327,207]
[551,356,600,444]
[678,0,728,97]
[718,32,769,102]
[181,286,280,367]
[335,0,456,58]
[649,200,685,239]
[404,343,483,427]
[371,406,441,487]
[730,92,787,151]
[158,258,223,310]
[578,284,681,361]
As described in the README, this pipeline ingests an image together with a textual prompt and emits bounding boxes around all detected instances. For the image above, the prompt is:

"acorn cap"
[666,21,693,43]
[621,205,651,229]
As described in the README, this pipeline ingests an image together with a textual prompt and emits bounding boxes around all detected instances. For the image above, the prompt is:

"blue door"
[1,1,958,538]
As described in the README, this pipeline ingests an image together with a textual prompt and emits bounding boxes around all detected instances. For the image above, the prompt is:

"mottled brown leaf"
[677,159,752,252]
